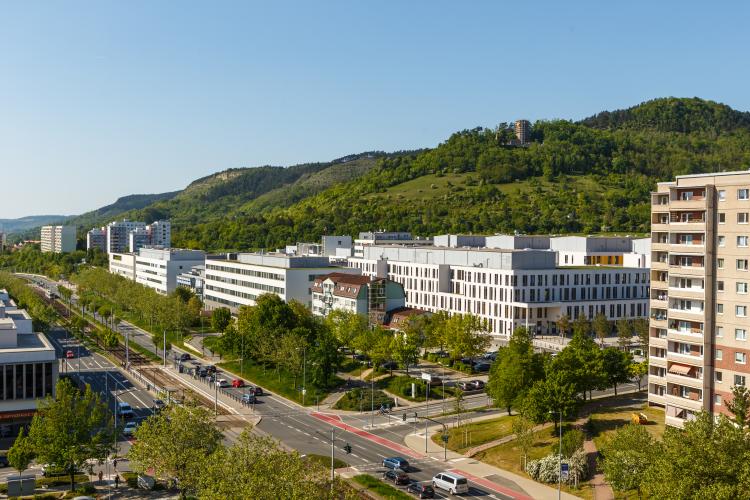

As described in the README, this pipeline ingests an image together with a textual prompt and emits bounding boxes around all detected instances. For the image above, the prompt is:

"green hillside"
[65,191,180,230]
[171,97,750,251]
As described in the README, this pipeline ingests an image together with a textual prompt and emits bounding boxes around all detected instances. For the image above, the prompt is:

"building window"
[739,236,749,247]
[718,258,725,269]
[717,303,724,314]
[738,282,748,294]
[717,326,724,338]
[716,349,723,360]
[719,213,726,224]
[736,352,747,364]
[740,213,749,224]
[740,189,750,200]
[719,190,727,201]
[736,374,746,386]
[715,394,722,405]
[718,235,726,247]
[738,306,748,317]
[718,281,725,292]
[716,371,723,383]
[738,259,749,271]
[736,328,747,341]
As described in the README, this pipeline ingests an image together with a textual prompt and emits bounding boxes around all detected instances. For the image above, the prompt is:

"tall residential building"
[0,232,6,253]
[648,171,750,428]
[515,119,531,144]
[203,253,359,313]
[40,225,76,253]
[99,219,171,253]
[105,220,146,254]
[128,228,151,253]
[86,227,107,252]
[348,235,650,338]
[147,220,171,247]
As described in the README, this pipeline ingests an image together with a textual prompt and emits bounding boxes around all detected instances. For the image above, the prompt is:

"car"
[381,361,398,370]
[253,386,263,396]
[241,393,256,404]
[471,380,485,390]
[232,379,245,388]
[383,469,410,485]
[0,455,9,468]
[432,472,469,495]
[460,357,475,366]
[457,381,473,391]
[205,365,217,374]
[65,350,74,359]
[122,421,138,437]
[473,362,491,372]
[353,353,369,362]
[152,399,165,412]
[483,351,498,361]
[406,482,435,498]
[215,378,230,388]
[178,353,191,362]
[382,457,410,471]
[117,402,134,419]
[198,368,208,377]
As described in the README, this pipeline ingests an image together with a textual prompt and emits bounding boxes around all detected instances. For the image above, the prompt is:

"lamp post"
[549,410,562,500]
[163,330,167,367]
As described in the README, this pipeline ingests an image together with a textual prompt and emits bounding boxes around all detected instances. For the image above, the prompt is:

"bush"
[560,428,585,458]
[352,474,412,500]
[526,449,588,484]
[452,361,472,373]
[122,471,139,488]
[334,388,394,411]
[36,474,89,487]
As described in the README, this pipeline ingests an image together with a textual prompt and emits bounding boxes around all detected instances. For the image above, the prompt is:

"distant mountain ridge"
[0,215,68,234]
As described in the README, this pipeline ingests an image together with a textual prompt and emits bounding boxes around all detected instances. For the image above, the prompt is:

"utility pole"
[214,375,218,416]
[370,376,375,428]
[302,347,306,407]
[163,330,167,367]
[330,428,335,487]
[125,329,129,370]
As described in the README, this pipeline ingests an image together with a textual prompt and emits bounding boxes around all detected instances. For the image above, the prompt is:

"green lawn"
[333,388,394,411]
[351,474,412,500]
[588,400,665,451]
[305,453,348,470]
[432,415,517,454]
[378,375,455,402]
[219,358,343,406]
[340,358,367,377]
[374,172,470,201]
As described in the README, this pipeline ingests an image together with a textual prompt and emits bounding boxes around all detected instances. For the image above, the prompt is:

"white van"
[432,472,469,495]
[117,402,134,419]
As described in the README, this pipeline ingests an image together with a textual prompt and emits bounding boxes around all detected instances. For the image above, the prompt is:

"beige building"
[40,225,76,253]
[649,170,750,427]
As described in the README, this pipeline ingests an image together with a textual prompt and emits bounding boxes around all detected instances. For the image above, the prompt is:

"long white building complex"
[204,253,359,313]
[347,235,651,338]
[109,247,205,295]
[40,225,76,253]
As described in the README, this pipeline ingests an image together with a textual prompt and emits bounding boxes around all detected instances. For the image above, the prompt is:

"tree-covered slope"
[173,98,750,251]
[65,191,181,229]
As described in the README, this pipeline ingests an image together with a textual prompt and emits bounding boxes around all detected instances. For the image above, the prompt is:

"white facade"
[106,220,146,254]
[134,248,206,295]
[128,228,151,253]
[204,253,359,313]
[100,219,171,254]
[109,252,137,280]
[348,242,650,338]
[353,231,432,258]
[40,225,76,253]
[148,220,171,247]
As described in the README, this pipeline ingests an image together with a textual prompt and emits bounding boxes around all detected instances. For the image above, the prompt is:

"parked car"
[65,350,74,359]
[152,399,165,412]
[216,378,230,388]
[471,380,485,390]
[232,379,245,388]
[382,457,410,471]
[483,351,498,361]
[122,421,138,437]
[198,368,208,378]
[473,362,491,373]
[407,482,435,498]
[353,353,369,362]
[205,365,217,374]
[381,361,398,370]
[383,469,410,485]
[241,393,256,404]
[117,402,134,419]
[432,472,469,495]
[253,386,264,396]
[178,353,191,362]
[457,381,473,391]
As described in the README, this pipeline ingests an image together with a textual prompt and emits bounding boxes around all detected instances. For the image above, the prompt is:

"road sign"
[561,462,569,480]
[441,434,449,443]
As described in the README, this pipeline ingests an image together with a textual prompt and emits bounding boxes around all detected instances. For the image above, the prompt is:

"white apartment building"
[86,227,107,252]
[128,228,151,253]
[311,272,406,324]
[148,220,171,247]
[105,220,146,254]
[134,248,205,295]
[348,237,650,338]
[0,290,57,438]
[40,225,76,253]
[95,219,171,253]
[204,253,359,313]
[354,231,432,258]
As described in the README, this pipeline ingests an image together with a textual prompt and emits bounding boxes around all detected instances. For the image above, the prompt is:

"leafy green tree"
[325,310,367,353]
[593,313,610,346]
[487,327,544,414]
[444,313,491,361]
[572,315,590,337]
[172,286,194,304]
[726,385,750,429]
[352,325,378,361]
[601,347,633,396]
[28,379,114,491]
[391,328,421,375]
[370,328,394,372]
[616,319,633,350]
[186,296,202,326]
[552,331,605,401]
[560,428,585,458]
[630,360,648,391]
[556,314,570,338]
[521,370,580,428]
[512,416,535,469]
[7,428,34,478]
[309,327,341,388]
[633,318,649,355]
[128,403,222,498]
[600,424,654,497]
[210,307,232,333]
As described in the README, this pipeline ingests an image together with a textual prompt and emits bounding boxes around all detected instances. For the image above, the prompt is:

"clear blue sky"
[1,1,749,218]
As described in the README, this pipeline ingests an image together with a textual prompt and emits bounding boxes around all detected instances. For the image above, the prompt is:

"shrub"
[526,449,588,485]
[560,428,585,458]
[122,471,139,488]
[334,388,394,411]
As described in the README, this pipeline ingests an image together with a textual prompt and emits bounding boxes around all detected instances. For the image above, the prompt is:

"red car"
[232,379,245,388]
[65,350,74,359]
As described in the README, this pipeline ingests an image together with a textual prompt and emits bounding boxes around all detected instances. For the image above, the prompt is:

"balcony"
[668,286,705,300]
[665,415,687,428]
[668,308,705,322]
[666,372,704,390]
[666,351,703,366]
[665,394,704,412]
[650,336,668,348]
[650,355,667,367]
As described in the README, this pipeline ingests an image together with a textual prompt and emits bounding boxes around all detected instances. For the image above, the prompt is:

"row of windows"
[0,363,54,401]
[718,212,750,224]
[205,284,260,303]
[718,235,750,247]
[206,264,284,282]
[718,188,750,201]
[716,258,749,270]
[205,273,284,295]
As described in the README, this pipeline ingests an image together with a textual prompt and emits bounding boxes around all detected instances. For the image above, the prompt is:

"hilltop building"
[515,119,531,144]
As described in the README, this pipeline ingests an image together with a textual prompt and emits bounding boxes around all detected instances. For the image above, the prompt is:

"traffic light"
[344,443,352,454]
[402,413,407,422]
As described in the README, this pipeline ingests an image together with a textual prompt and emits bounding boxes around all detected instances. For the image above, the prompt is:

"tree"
[423,311,450,352]
[572,315,590,338]
[726,385,750,429]
[172,286,194,304]
[7,428,34,478]
[210,307,231,333]
[633,318,649,355]
[599,424,654,497]
[325,310,367,353]
[521,370,580,428]
[593,313,610,346]
[601,347,633,396]
[616,319,633,350]
[512,416,535,469]
[128,403,223,498]
[444,313,491,361]
[552,330,605,401]
[556,314,570,339]
[630,360,648,391]
[186,296,202,326]
[487,327,544,414]
[195,430,336,498]
[371,329,395,372]
[309,327,341,389]
[28,379,114,491]
[560,428,585,458]
[391,328,421,375]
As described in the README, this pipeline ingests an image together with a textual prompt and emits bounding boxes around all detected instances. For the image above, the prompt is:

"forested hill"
[169,97,750,251]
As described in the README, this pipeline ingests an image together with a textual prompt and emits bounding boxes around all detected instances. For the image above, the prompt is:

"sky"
[1,1,749,218]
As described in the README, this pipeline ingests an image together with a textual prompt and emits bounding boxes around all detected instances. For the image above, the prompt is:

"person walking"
[114,474,120,488]
[98,470,103,483]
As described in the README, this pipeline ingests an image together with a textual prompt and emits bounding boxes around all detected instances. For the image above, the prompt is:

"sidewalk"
[403,424,581,500]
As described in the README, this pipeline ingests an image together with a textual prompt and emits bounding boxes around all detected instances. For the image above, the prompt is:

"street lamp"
[549,410,563,500]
